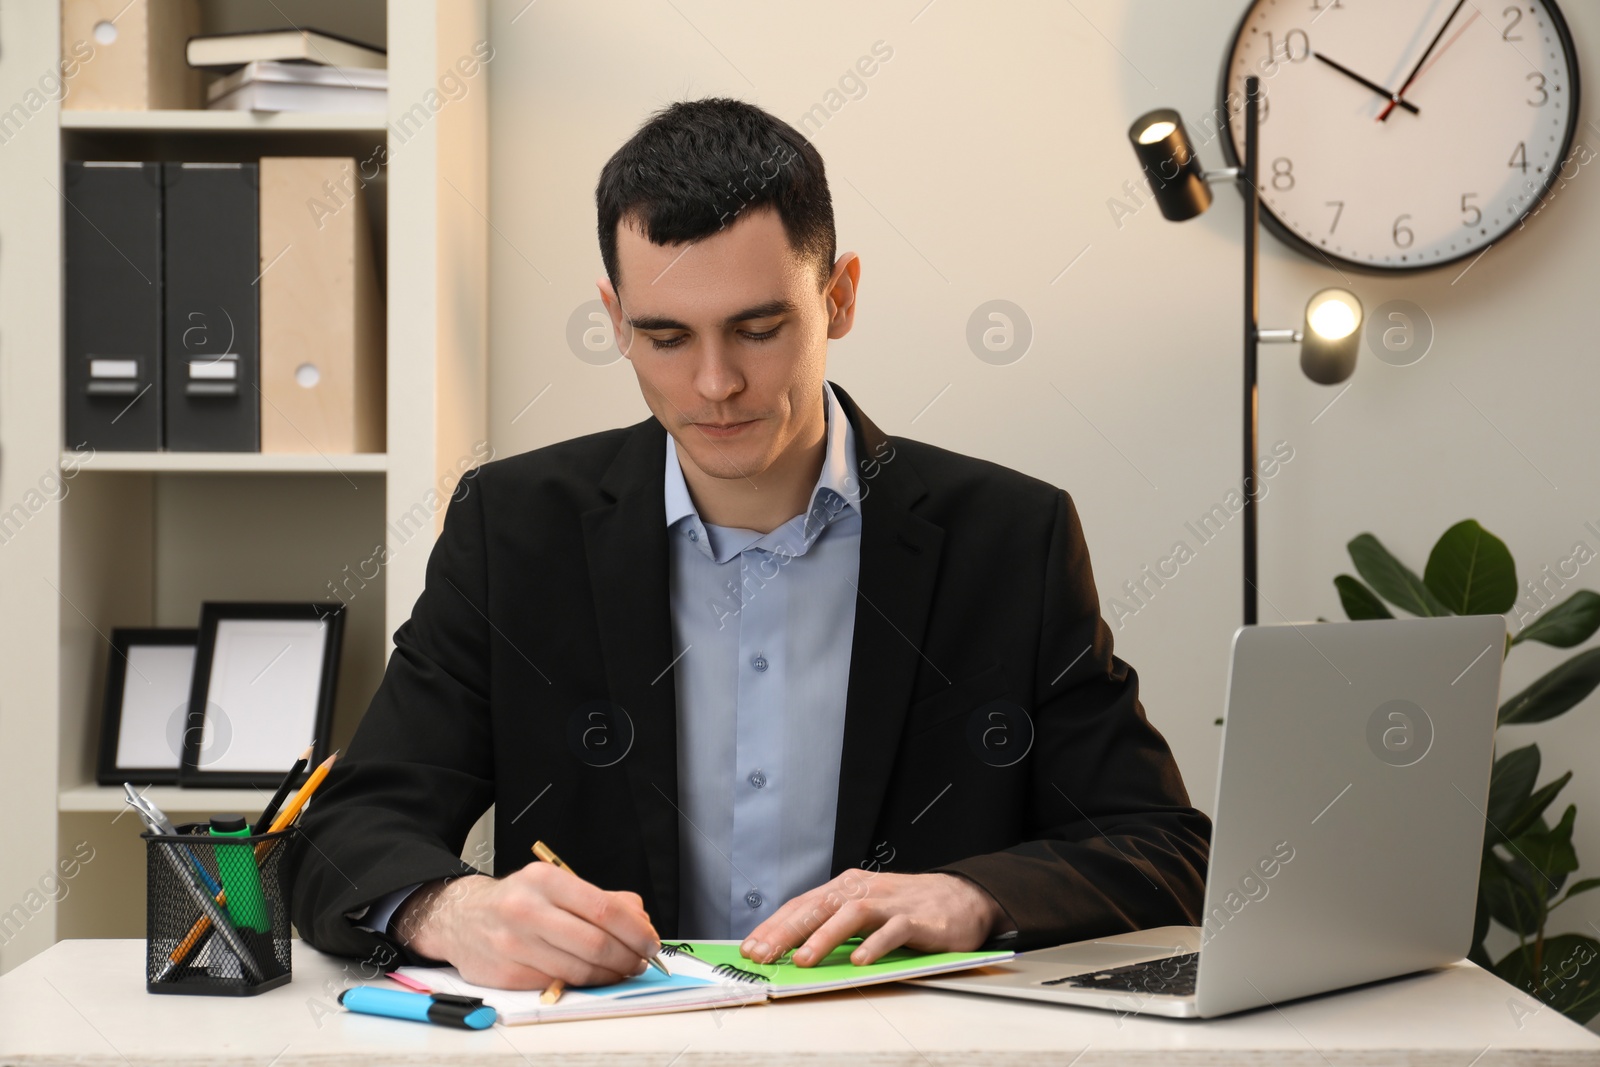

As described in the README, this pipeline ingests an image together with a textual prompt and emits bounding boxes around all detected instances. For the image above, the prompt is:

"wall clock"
[1219,0,1581,273]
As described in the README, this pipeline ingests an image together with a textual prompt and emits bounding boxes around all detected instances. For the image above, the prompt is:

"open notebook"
[391,939,1013,1025]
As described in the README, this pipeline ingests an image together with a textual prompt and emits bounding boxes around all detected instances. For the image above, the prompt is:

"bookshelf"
[61,109,388,132]
[61,450,390,473]
[57,784,269,814]
[0,0,489,971]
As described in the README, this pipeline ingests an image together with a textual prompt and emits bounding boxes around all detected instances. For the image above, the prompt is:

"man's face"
[600,207,853,483]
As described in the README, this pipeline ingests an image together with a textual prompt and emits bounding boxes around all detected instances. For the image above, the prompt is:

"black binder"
[161,162,260,452]
[63,162,164,451]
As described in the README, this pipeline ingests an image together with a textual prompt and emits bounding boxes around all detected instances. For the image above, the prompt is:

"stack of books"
[188,29,386,113]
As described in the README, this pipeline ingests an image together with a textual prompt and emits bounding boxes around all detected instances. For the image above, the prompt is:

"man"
[289,97,1210,991]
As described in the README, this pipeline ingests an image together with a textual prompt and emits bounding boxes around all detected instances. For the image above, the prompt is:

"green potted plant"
[1333,519,1600,1023]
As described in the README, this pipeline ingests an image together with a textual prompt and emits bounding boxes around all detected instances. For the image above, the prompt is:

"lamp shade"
[1127,108,1212,222]
[1300,288,1363,384]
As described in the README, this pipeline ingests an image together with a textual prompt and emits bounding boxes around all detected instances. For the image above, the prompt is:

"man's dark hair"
[596,97,836,293]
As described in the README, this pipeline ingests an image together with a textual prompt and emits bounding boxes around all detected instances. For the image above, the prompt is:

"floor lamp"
[1128,75,1364,626]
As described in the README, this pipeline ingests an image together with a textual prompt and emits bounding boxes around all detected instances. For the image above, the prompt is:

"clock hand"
[1378,0,1469,121]
[1313,52,1420,115]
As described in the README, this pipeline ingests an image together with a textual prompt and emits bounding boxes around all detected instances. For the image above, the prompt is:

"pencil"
[159,750,341,977]
[532,839,670,1006]
[259,748,339,834]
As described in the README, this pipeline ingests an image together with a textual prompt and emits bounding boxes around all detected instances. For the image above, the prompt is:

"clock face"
[1220,0,1580,273]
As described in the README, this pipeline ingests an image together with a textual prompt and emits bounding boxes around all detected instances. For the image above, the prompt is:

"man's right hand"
[392,865,662,990]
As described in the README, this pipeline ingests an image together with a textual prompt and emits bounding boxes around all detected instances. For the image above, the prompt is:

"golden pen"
[532,839,670,1005]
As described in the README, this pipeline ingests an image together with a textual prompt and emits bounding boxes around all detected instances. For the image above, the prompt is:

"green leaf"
[1499,771,1573,843]
[1514,590,1600,649]
[1348,533,1451,616]
[1487,745,1540,831]
[1499,647,1600,725]
[1493,934,1600,1025]
[1552,877,1600,910]
[1334,575,1394,620]
[1481,849,1545,936]
[1424,519,1519,615]
[1507,804,1579,893]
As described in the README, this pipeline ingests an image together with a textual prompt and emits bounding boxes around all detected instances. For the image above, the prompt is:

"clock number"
[1265,29,1310,68]
[1461,193,1482,227]
[1271,157,1295,191]
[1502,6,1524,41]
[1325,200,1344,234]
[1527,72,1549,106]
[1392,215,1415,249]
[1310,0,1343,9]
[1285,29,1311,62]
[1509,141,1528,173]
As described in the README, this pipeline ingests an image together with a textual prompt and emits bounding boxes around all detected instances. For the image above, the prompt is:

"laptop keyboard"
[1041,951,1198,997]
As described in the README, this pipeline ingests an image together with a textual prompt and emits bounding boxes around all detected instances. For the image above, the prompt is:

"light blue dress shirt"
[668,381,861,939]
[357,383,862,942]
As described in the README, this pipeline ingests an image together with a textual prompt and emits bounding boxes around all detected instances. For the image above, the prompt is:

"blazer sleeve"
[287,474,497,966]
[933,490,1212,949]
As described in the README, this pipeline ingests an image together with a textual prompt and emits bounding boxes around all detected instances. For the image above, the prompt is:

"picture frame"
[95,628,200,786]
[179,601,346,789]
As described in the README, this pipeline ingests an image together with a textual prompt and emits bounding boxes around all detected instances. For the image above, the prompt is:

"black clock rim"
[1215,0,1582,276]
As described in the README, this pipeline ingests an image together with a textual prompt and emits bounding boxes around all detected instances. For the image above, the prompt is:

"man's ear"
[595,275,633,358]
[824,253,861,340]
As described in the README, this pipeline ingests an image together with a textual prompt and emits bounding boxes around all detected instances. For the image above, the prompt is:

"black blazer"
[288,383,1210,964]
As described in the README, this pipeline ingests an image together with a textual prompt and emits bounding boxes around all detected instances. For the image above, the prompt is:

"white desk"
[1,940,1596,1065]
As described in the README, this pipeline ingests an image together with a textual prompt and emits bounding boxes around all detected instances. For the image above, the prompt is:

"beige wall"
[483,0,1600,957]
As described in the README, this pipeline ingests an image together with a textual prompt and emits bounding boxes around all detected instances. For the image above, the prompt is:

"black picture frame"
[179,602,345,789]
[96,628,200,786]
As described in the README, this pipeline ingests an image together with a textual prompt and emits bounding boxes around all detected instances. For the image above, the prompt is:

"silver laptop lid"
[1195,616,1505,1017]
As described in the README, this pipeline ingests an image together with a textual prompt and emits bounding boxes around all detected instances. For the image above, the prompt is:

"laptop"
[914,615,1506,1019]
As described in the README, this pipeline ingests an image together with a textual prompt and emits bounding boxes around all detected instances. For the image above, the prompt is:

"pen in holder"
[143,819,296,996]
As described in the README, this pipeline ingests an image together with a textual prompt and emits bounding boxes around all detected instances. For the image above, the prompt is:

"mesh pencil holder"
[143,820,296,996]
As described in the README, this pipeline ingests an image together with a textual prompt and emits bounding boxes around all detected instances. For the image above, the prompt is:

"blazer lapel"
[581,419,681,932]
[827,384,947,876]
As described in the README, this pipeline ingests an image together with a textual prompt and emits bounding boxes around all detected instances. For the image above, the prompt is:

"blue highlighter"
[339,987,497,1030]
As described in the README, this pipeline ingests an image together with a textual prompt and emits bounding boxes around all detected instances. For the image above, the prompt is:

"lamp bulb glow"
[1308,295,1359,341]
[1137,120,1175,145]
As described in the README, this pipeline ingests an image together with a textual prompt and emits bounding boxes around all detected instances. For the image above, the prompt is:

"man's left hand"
[740,871,1007,967]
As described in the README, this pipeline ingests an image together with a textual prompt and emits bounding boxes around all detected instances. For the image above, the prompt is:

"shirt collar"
[664,382,860,561]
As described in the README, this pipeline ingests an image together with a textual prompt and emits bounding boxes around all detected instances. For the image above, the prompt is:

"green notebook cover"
[663,939,1012,995]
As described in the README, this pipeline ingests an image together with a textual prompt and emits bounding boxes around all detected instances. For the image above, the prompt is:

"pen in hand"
[531,840,670,1005]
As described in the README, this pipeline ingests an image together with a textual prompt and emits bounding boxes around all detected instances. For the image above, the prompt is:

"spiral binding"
[658,943,771,984]
[710,962,768,984]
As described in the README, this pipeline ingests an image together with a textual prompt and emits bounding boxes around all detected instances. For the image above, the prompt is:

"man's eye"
[647,325,780,350]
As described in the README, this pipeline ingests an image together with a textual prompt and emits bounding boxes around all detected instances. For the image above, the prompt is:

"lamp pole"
[1127,76,1362,629]
[1241,74,1261,626]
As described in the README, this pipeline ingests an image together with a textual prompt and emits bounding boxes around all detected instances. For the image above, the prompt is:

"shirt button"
[752,654,768,672]
[745,890,764,909]
[687,529,699,542]
[748,769,767,789]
